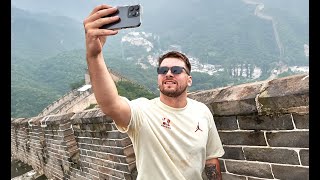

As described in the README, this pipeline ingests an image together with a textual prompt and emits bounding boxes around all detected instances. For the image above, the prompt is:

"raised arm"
[83,4,131,128]
[204,158,222,180]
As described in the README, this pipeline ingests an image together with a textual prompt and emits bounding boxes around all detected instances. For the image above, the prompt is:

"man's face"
[158,58,192,98]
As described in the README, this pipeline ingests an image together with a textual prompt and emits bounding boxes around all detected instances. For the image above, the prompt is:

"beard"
[159,83,188,97]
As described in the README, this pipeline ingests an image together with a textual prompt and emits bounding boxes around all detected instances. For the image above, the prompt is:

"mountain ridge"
[11,1,308,118]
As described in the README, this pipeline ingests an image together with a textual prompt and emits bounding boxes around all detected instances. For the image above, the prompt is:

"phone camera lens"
[129,6,134,11]
[129,11,139,17]
[134,5,140,10]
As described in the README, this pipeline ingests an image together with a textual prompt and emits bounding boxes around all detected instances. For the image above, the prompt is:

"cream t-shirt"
[116,97,224,180]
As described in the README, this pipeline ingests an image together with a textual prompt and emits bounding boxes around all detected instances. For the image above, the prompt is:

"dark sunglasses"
[157,66,190,75]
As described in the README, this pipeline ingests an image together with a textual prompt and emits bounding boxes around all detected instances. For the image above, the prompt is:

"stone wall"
[188,73,309,179]
[11,73,309,180]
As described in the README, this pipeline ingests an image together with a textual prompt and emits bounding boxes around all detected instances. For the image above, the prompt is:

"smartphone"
[100,4,142,30]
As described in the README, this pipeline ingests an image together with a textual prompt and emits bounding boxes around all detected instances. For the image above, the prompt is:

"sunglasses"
[157,66,190,75]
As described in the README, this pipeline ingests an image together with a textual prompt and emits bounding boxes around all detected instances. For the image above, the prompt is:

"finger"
[86,28,119,38]
[86,7,118,23]
[84,8,118,29]
[85,15,120,30]
[88,4,113,16]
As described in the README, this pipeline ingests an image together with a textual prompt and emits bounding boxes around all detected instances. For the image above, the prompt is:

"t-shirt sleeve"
[114,97,146,138]
[205,107,225,159]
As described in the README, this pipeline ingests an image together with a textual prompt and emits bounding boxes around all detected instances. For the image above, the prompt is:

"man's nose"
[165,69,174,77]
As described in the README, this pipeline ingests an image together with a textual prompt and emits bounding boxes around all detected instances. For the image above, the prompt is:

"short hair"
[158,51,191,74]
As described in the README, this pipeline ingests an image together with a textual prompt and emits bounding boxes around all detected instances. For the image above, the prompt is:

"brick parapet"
[189,73,309,179]
[12,73,308,180]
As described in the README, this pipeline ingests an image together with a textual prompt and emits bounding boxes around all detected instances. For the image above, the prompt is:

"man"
[83,4,225,180]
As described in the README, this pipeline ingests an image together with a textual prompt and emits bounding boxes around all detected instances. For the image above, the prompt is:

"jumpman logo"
[195,122,202,132]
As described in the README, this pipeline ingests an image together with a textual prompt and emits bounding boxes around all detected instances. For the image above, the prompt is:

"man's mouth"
[164,81,177,85]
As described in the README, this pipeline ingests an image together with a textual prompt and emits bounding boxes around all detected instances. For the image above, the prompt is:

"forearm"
[86,53,120,113]
[204,158,222,180]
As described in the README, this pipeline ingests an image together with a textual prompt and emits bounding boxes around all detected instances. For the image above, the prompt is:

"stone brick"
[88,167,99,177]
[258,74,309,113]
[292,113,309,129]
[221,146,245,160]
[91,139,102,146]
[58,129,74,137]
[238,114,294,130]
[219,159,225,172]
[114,162,130,172]
[64,134,76,142]
[89,163,98,171]
[98,172,111,180]
[187,88,222,106]
[123,154,135,164]
[100,146,124,155]
[98,166,125,178]
[214,116,238,130]
[92,157,105,167]
[221,173,246,180]
[225,160,273,179]
[86,150,96,157]
[243,147,299,165]
[211,82,263,116]
[272,164,309,180]
[106,131,128,139]
[59,122,71,131]
[115,137,132,147]
[299,149,309,166]
[102,139,117,147]
[219,132,267,146]
[247,177,274,180]
[266,131,309,148]
[124,145,134,156]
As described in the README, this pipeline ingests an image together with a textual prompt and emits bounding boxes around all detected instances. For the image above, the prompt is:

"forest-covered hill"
[11,0,309,118]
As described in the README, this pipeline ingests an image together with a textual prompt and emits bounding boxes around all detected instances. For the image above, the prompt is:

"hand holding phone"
[100,4,142,30]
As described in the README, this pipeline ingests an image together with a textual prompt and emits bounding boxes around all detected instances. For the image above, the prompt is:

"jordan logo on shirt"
[195,122,202,132]
[161,117,171,129]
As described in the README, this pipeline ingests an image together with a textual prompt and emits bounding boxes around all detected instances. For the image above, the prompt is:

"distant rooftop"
[77,84,92,92]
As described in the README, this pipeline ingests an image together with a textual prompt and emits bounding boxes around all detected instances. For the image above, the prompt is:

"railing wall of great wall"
[11,73,309,180]
[38,68,155,117]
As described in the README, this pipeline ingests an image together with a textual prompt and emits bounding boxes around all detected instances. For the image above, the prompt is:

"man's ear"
[187,76,192,86]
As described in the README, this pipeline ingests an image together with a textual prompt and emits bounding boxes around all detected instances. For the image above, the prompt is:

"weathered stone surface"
[219,132,267,146]
[211,81,263,116]
[247,177,274,180]
[187,88,224,106]
[266,131,309,148]
[219,159,225,172]
[299,149,309,166]
[238,114,294,130]
[272,164,309,180]
[258,74,309,114]
[222,146,245,160]
[292,113,309,129]
[243,147,300,165]
[214,116,238,130]
[221,173,246,180]
[225,160,273,179]
[71,109,112,124]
